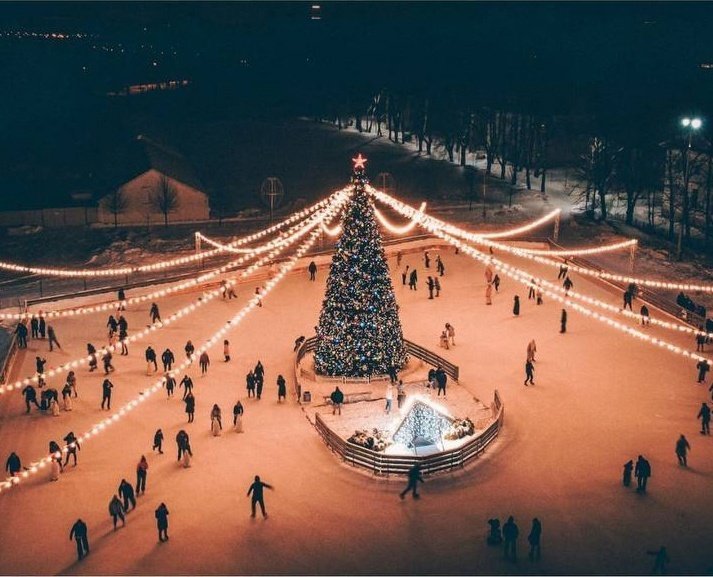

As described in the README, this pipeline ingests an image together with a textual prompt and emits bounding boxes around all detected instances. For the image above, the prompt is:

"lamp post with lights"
[677,117,702,260]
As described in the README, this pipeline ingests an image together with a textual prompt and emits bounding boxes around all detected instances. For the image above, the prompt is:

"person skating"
[558,260,569,280]
[439,330,449,349]
[536,286,543,305]
[254,361,264,398]
[161,348,175,372]
[409,269,418,290]
[38,314,46,339]
[331,386,344,415]
[308,260,317,281]
[30,316,39,339]
[276,375,287,402]
[184,340,195,360]
[49,440,64,474]
[623,290,633,311]
[67,370,78,398]
[211,403,223,430]
[254,286,263,307]
[233,400,244,432]
[247,475,274,518]
[436,255,445,276]
[118,478,136,512]
[560,309,568,334]
[153,429,164,454]
[527,518,542,562]
[145,346,158,374]
[385,383,393,414]
[107,315,118,335]
[109,494,126,530]
[493,274,500,292]
[87,343,98,372]
[397,380,406,409]
[149,302,161,324]
[47,324,61,351]
[401,265,410,286]
[36,356,47,376]
[487,519,503,546]
[526,339,537,363]
[61,382,73,411]
[434,277,441,297]
[199,351,210,375]
[175,430,192,462]
[118,314,128,334]
[136,455,148,495]
[14,322,27,349]
[22,384,41,413]
[435,367,447,397]
[675,434,690,467]
[426,276,434,299]
[63,432,80,467]
[156,503,170,542]
[117,287,126,311]
[165,373,176,398]
[103,350,115,375]
[696,332,706,352]
[563,276,574,296]
[101,379,113,410]
[424,250,431,269]
[399,463,424,499]
[524,360,535,386]
[640,305,650,326]
[696,359,710,383]
[180,374,193,399]
[223,339,231,362]
[69,519,89,560]
[445,323,455,346]
[184,391,196,423]
[648,546,669,575]
[5,452,21,476]
[528,278,536,300]
[502,516,519,561]
[635,455,651,493]
[622,460,633,487]
[246,371,256,398]
[513,295,520,317]
[697,402,711,435]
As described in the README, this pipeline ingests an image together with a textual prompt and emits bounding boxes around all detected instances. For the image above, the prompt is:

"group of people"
[486,515,542,562]
[14,314,61,352]
[400,250,447,299]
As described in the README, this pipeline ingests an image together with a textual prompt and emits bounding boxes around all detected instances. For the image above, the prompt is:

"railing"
[0,319,24,385]
[313,389,504,477]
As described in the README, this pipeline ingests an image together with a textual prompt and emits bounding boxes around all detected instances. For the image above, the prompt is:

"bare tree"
[616,145,665,226]
[577,136,620,220]
[151,175,180,227]
[102,188,129,228]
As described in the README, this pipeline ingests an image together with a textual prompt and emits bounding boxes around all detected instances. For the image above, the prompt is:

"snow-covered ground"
[0,235,712,575]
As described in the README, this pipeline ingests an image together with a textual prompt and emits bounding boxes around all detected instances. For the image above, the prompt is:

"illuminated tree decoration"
[392,400,453,448]
[314,157,407,377]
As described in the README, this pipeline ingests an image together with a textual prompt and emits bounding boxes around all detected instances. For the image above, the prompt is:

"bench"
[323,391,372,405]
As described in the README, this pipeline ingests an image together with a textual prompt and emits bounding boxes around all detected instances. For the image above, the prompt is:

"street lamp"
[676,117,702,260]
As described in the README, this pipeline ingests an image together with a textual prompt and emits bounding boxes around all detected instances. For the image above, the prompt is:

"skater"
[49,440,63,467]
[117,287,126,311]
[487,519,503,545]
[436,255,445,276]
[399,463,424,499]
[409,269,418,290]
[103,350,115,375]
[14,322,27,349]
[277,374,287,402]
[696,331,706,352]
[175,430,192,462]
[385,383,393,414]
[308,261,317,281]
[211,404,223,430]
[109,494,126,530]
[150,302,161,324]
[623,289,633,311]
[434,277,441,297]
[184,391,195,423]
[63,431,80,467]
[5,452,21,476]
[153,429,164,454]
[65,371,77,399]
[246,371,256,398]
[560,309,568,334]
[165,373,176,398]
[513,295,520,317]
[118,314,128,334]
[445,323,455,346]
[255,286,263,307]
[527,518,542,561]
[493,274,500,292]
[424,250,431,268]
[635,455,651,493]
[36,356,47,375]
[233,400,244,431]
[88,343,98,372]
[402,265,410,286]
[145,346,158,374]
[101,379,113,410]
[247,475,274,518]
[156,503,170,542]
[255,374,264,400]
[485,283,493,305]
[184,340,195,360]
[640,305,650,326]
[485,264,494,284]
[180,374,193,399]
[161,348,174,372]
[118,478,136,512]
[528,278,536,300]
[526,339,537,363]
[69,518,89,560]
[536,286,543,305]
[330,386,344,415]
[439,330,450,349]
[563,276,574,295]
[199,351,210,375]
[61,382,73,411]
[38,314,46,339]
[524,360,535,386]
[696,359,710,383]
[503,516,519,561]
[107,315,118,335]
[435,366,447,397]
[22,384,41,413]
[254,360,265,382]
[675,434,690,466]
[698,402,711,435]
[558,260,569,280]
[396,251,403,266]
[47,325,61,351]
[30,316,39,339]
[136,455,148,495]
[426,276,435,299]
[397,380,406,409]
[223,339,231,362]
[648,546,669,575]
[622,459,633,487]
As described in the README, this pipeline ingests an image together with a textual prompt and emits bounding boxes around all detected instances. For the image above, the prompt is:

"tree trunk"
[598,187,608,220]
[705,154,712,250]
[355,115,362,133]
[525,165,531,190]
[625,191,636,225]
[540,168,546,192]
[667,150,676,241]
[164,213,169,227]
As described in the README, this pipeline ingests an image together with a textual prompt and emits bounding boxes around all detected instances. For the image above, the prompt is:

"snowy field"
[0,233,712,575]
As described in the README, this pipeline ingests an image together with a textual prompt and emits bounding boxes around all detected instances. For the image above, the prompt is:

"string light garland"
[473,209,561,239]
[372,190,712,367]
[0,193,349,494]
[373,202,427,234]
[321,221,343,237]
[0,196,348,395]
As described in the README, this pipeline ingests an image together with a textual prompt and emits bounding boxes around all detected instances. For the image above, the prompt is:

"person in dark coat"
[38,315,46,339]
[640,305,650,326]
[103,350,115,375]
[161,349,175,372]
[155,503,170,542]
[49,440,64,472]
[254,360,265,380]
[69,518,89,560]
[436,255,445,276]
[622,459,633,487]
[424,251,431,269]
[153,429,164,454]
[199,352,210,375]
[648,546,669,575]
[696,360,710,383]
[635,455,651,493]
[247,475,274,518]
[30,316,39,339]
[118,478,136,512]
[175,430,191,461]
[254,362,264,399]
[675,434,690,467]
[524,360,535,386]
[36,356,47,375]
[330,386,344,415]
[101,379,113,410]
[246,371,256,398]
[493,274,501,292]
[513,295,520,316]
[184,340,195,359]
[117,288,126,311]
[409,269,418,290]
[528,278,536,300]
[527,518,542,561]
[165,373,176,398]
[426,276,435,299]
[145,346,158,373]
[557,260,569,280]
[184,392,196,423]
[22,384,41,413]
[277,375,287,402]
[308,261,317,281]
[435,367,447,397]
[5,452,21,476]
[87,343,98,371]
[15,322,28,349]
[563,276,574,295]
[63,432,80,467]
[503,516,519,561]
[434,277,441,297]
[402,265,410,286]
[107,315,118,334]
[560,309,568,333]
[696,332,706,352]
[119,326,129,355]
[623,290,633,311]
[180,375,193,399]
[400,463,424,499]
[47,325,61,351]
[487,518,503,545]
[233,401,244,427]
[109,494,126,530]
[698,402,711,435]
[136,456,148,495]
[149,303,161,324]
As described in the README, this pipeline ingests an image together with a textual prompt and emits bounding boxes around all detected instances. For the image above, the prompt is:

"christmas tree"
[314,154,407,377]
